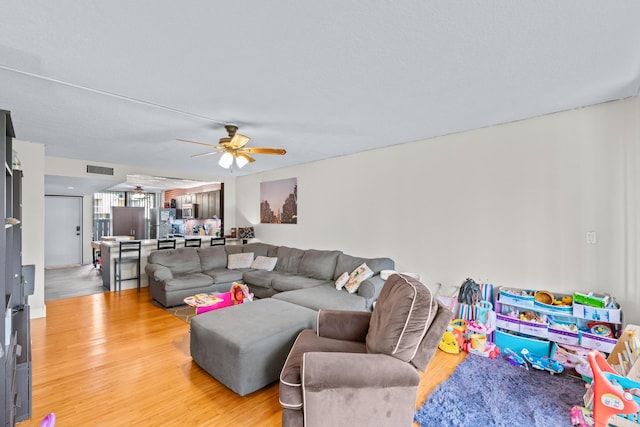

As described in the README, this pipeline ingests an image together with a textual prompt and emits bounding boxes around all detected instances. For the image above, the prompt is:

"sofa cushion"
[197,246,228,271]
[273,283,369,312]
[243,242,277,258]
[225,245,244,255]
[297,249,342,280]
[275,246,305,274]
[250,256,277,271]
[280,329,367,410]
[335,272,349,290]
[365,274,437,362]
[334,254,394,281]
[203,268,245,284]
[228,252,254,269]
[163,272,214,292]
[147,247,202,275]
[242,270,283,289]
[344,262,374,294]
[271,275,330,292]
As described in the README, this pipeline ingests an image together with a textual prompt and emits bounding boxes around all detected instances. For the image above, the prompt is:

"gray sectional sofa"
[145,242,395,311]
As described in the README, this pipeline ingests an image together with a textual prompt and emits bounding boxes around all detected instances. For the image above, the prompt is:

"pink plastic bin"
[196,292,233,315]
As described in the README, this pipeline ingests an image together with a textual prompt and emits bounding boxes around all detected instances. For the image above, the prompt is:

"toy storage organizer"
[494,287,623,361]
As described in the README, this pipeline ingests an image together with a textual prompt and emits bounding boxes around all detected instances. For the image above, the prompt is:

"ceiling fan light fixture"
[235,155,249,169]
[219,152,234,168]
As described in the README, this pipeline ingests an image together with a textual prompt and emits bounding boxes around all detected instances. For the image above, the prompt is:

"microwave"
[182,203,198,219]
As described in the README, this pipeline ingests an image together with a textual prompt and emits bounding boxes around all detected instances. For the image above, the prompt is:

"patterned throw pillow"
[335,272,349,290]
[250,256,278,271]
[227,252,254,269]
[345,263,374,294]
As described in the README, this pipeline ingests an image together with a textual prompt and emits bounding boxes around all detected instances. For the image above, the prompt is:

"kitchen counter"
[98,236,232,292]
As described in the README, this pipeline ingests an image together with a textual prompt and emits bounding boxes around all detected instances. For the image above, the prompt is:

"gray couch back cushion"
[366,274,437,362]
[197,246,228,270]
[147,247,202,275]
[334,254,395,280]
[297,249,342,280]
[242,242,277,258]
[225,245,243,255]
[275,246,305,274]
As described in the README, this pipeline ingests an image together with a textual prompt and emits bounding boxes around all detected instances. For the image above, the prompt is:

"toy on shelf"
[521,348,564,374]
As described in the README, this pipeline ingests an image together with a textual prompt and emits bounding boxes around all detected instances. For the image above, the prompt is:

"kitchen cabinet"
[112,207,145,239]
[173,191,221,219]
[197,190,220,218]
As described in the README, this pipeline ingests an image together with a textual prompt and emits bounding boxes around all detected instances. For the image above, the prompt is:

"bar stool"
[114,240,141,295]
[184,238,202,248]
[157,239,176,250]
[210,237,226,246]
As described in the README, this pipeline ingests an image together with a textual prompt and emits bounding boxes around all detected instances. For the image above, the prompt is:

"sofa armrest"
[356,275,385,300]
[146,264,173,281]
[317,310,371,342]
[301,352,419,427]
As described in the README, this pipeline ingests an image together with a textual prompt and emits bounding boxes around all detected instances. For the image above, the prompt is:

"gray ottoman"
[190,298,317,396]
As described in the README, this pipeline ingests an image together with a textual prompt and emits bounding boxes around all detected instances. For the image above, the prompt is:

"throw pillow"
[227,252,254,269]
[344,262,373,294]
[335,272,349,290]
[250,256,277,271]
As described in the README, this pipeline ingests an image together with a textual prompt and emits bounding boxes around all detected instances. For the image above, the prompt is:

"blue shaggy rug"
[415,354,586,427]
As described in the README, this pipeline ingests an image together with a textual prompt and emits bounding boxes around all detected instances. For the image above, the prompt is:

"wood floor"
[17,288,464,427]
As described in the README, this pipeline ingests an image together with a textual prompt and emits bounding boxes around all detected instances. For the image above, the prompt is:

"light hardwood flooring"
[18,287,464,427]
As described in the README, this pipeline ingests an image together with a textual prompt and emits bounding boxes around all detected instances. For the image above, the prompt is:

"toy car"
[521,348,564,374]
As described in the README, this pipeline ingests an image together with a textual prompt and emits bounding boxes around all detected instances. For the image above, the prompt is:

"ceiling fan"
[177,124,286,169]
[131,185,145,199]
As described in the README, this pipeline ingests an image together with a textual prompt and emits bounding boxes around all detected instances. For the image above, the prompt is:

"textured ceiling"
[1,1,639,194]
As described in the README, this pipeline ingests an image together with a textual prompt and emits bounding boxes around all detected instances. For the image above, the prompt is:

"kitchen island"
[98,236,229,292]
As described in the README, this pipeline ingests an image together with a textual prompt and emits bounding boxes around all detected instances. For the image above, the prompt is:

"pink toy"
[196,292,232,314]
[570,406,592,427]
[40,413,56,427]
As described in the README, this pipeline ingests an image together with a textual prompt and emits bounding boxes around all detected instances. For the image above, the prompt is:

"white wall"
[236,97,640,324]
[13,140,46,318]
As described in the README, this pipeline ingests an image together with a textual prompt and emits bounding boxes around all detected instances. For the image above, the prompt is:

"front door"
[45,195,83,267]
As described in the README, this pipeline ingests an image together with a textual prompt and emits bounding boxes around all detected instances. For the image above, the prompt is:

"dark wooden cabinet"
[1,109,31,427]
[112,207,145,239]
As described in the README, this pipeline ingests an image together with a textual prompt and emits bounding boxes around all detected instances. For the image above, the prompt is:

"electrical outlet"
[585,231,597,244]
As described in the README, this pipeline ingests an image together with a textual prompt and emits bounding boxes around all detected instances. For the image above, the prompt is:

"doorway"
[45,195,83,267]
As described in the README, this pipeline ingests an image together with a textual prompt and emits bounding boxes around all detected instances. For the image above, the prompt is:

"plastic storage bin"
[495,329,551,356]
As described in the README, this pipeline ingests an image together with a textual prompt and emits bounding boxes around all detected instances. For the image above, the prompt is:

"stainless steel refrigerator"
[150,208,175,239]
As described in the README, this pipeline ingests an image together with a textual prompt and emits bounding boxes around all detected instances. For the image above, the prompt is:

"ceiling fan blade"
[243,147,287,155]
[237,152,256,163]
[191,150,222,158]
[177,138,219,148]
[229,133,250,149]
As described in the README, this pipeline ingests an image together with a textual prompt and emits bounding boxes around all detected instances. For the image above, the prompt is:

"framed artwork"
[260,178,297,224]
